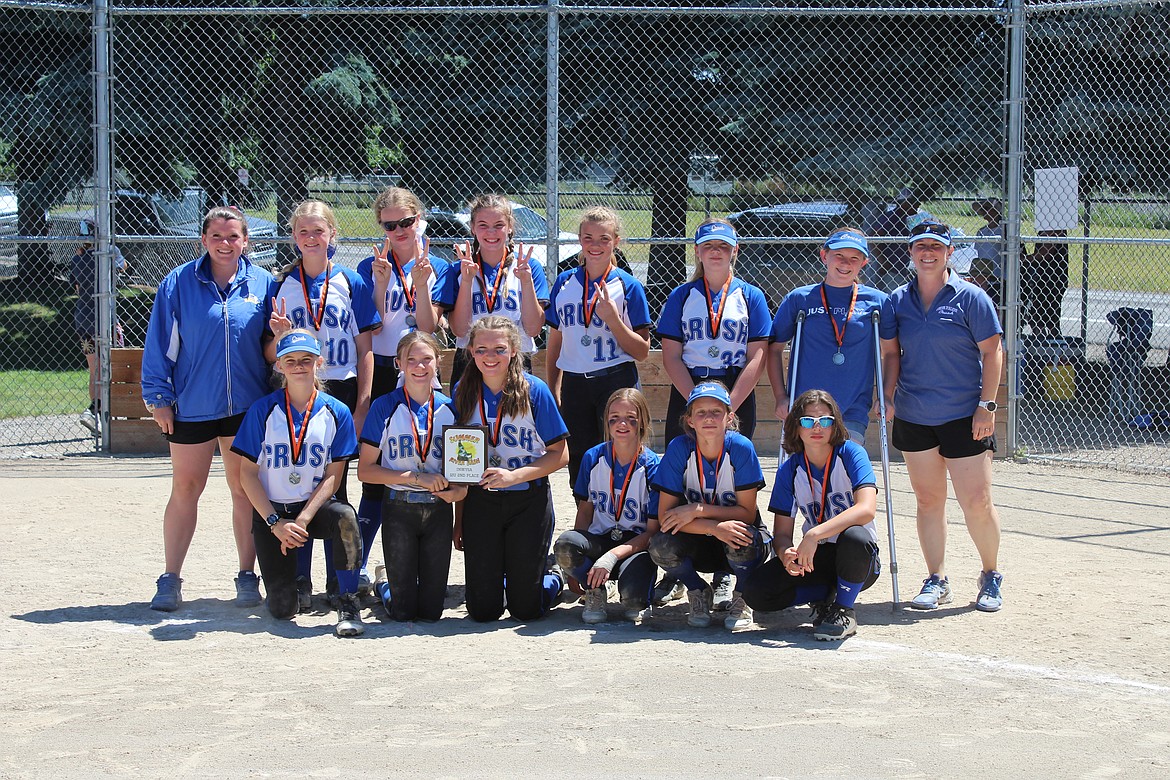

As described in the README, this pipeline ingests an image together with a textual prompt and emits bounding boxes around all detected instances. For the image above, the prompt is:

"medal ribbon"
[582,264,614,330]
[478,256,508,314]
[802,448,837,525]
[390,254,416,313]
[609,443,637,526]
[819,283,858,353]
[299,263,332,330]
[694,439,726,505]
[284,388,319,468]
[703,274,733,341]
[403,386,435,466]
[478,385,506,447]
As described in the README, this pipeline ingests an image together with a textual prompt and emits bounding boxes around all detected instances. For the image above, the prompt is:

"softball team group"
[141,189,1005,641]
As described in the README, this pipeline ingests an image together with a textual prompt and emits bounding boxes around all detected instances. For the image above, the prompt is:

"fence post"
[546,1,561,277]
[94,0,114,453]
[1003,0,1026,457]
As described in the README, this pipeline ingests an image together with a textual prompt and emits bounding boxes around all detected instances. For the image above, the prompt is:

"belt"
[270,500,307,516]
[385,488,440,504]
[567,362,635,381]
[373,354,397,367]
[689,366,737,379]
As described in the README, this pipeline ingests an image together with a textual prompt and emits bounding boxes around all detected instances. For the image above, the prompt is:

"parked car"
[728,200,855,305]
[424,200,581,273]
[50,187,280,287]
[0,184,17,269]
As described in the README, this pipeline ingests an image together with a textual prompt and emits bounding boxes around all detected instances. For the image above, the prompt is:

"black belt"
[373,354,397,367]
[385,488,440,504]
[689,366,737,379]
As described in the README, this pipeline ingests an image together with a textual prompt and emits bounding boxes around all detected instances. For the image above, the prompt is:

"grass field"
[0,370,88,419]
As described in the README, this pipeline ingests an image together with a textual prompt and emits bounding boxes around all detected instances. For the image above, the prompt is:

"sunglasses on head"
[909,222,950,240]
[798,415,834,429]
[382,215,419,232]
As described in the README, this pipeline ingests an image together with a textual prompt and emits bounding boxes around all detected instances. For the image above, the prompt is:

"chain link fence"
[1,0,1167,471]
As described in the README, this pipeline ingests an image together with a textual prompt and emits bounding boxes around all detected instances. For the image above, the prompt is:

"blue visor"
[694,222,738,247]
[276,331,321,358]
[687,381,732,407]
[908,221,953,247]
[823,230,870,258]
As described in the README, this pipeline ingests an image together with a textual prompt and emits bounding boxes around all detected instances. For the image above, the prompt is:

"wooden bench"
[111,348,1008,459]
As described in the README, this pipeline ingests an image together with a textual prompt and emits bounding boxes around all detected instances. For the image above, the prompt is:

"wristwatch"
[978,400,998,412]
[264,512,281,530]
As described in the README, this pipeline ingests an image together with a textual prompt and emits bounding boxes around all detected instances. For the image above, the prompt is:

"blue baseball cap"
[694,222,738,247]
[276,331,321,358]
[823,230,870,258]
[687,381,732,407]
[908,221,953,247]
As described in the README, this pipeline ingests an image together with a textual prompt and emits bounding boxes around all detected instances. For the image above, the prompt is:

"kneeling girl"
[454,316,569,622]
[554,388,660,624]
[741,389,881,641]
[649,381,769,631]
[358,331,466,622]
[233,330,365,637]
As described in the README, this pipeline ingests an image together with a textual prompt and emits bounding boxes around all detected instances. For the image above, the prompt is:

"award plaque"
[442,425,489,484]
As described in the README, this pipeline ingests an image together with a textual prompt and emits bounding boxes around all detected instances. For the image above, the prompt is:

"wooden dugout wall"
[109,348,1008,458]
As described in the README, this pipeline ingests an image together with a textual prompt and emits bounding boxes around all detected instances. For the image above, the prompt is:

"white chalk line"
[848,638,1170,694]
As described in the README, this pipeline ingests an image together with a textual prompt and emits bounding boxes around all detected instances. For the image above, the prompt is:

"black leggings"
[560,362,641,489]
[553,529,657,611]
[741,525,880,612]
[664,367,757,445]
[254,499,362,619]
[461,482,554,622]
[381,496,454,622]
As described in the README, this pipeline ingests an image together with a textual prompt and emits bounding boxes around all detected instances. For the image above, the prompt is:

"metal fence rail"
[1,0,1167,472]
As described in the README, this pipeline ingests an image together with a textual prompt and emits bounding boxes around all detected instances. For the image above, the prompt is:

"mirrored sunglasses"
[799,415,834,429]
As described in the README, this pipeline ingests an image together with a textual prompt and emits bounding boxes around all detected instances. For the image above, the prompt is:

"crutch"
[871,309,900,609]
[778,311,806,454]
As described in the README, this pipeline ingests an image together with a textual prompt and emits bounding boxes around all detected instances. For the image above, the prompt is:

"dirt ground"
[1,454,1168,778]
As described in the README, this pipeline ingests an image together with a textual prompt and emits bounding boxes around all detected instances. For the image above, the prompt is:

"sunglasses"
[798,416,834,429]
[909,222,951,241]
[382,215,419,232]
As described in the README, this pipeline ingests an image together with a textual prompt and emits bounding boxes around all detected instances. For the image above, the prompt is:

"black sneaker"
[295,576,313,614]
[651,576,685,606]
[808,600,832,627]
[335,593,365,638]
[813,605,857,641]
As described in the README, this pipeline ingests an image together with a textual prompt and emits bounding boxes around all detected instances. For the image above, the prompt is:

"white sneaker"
[686,585,713,628]
[79,409,98,435]
[623,605,651,622]
[582,586,608,624]
[724,592,753,630]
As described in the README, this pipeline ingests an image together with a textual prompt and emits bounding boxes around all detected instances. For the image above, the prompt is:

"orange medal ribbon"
[802,448,837,525]
[478,256,508,314]
[703,274,733,340]
[478,386,505,447]
[391,254,416,313]
[284,388,318,468]
[299,263,332,330]
[582,264,614,329]
[403,386,435,465]
[819,283,858,354]
[609,443,637,524]
[694,439,725,505]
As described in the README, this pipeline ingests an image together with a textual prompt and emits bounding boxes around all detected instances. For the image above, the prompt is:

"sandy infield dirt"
[1,454,1168,778]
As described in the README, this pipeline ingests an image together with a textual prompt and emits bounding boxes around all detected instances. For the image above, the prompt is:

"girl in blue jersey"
[768,228,898,445]
[232,330,365,637]
[268,200,381,609]
[355,186,453,602]
[358,331,466,622]
[658,219,770,443]
[741,389,881,641]
[453,316,569,622]
[546,207,652,490]
[553,388,661,624]
[649,381,769,631]
[447,194,550,386]
[143,206,277,613]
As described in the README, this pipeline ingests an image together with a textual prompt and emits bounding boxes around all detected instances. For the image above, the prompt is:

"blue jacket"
[142,254,277,422]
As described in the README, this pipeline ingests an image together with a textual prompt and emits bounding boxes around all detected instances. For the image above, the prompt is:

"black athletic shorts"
[166,413,247,445]
[892,415,996,459]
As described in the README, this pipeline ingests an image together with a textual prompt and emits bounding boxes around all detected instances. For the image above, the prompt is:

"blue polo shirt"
[890,271,1002,426]
[770,283,895,430]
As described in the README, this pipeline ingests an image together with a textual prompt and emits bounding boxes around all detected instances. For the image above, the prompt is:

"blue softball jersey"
[545,266,652,374]
[360,388,458,492]
[769,439,877,545]
[652,431,766,508]
[573,443,661,535]
[656,277,771,371]
[355,253,451,358]
[445,258,550,353]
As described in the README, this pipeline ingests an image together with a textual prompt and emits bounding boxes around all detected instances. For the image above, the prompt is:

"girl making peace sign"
[545,207,652,489]
[446,194,550,386]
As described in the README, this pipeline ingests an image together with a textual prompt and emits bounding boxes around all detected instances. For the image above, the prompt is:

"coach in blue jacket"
[142,206,278,613]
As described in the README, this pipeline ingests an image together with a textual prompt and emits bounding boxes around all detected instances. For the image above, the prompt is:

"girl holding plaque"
[268,200,381,609]
[767,228,898,446]
[232,330,366,637]
[446,194,550,386]
[648,381,769,631]
[553,388,661,624]
[453,316,570,622]
[358,331,464,622]
[657,219,771,444]
[545,207,652,490]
